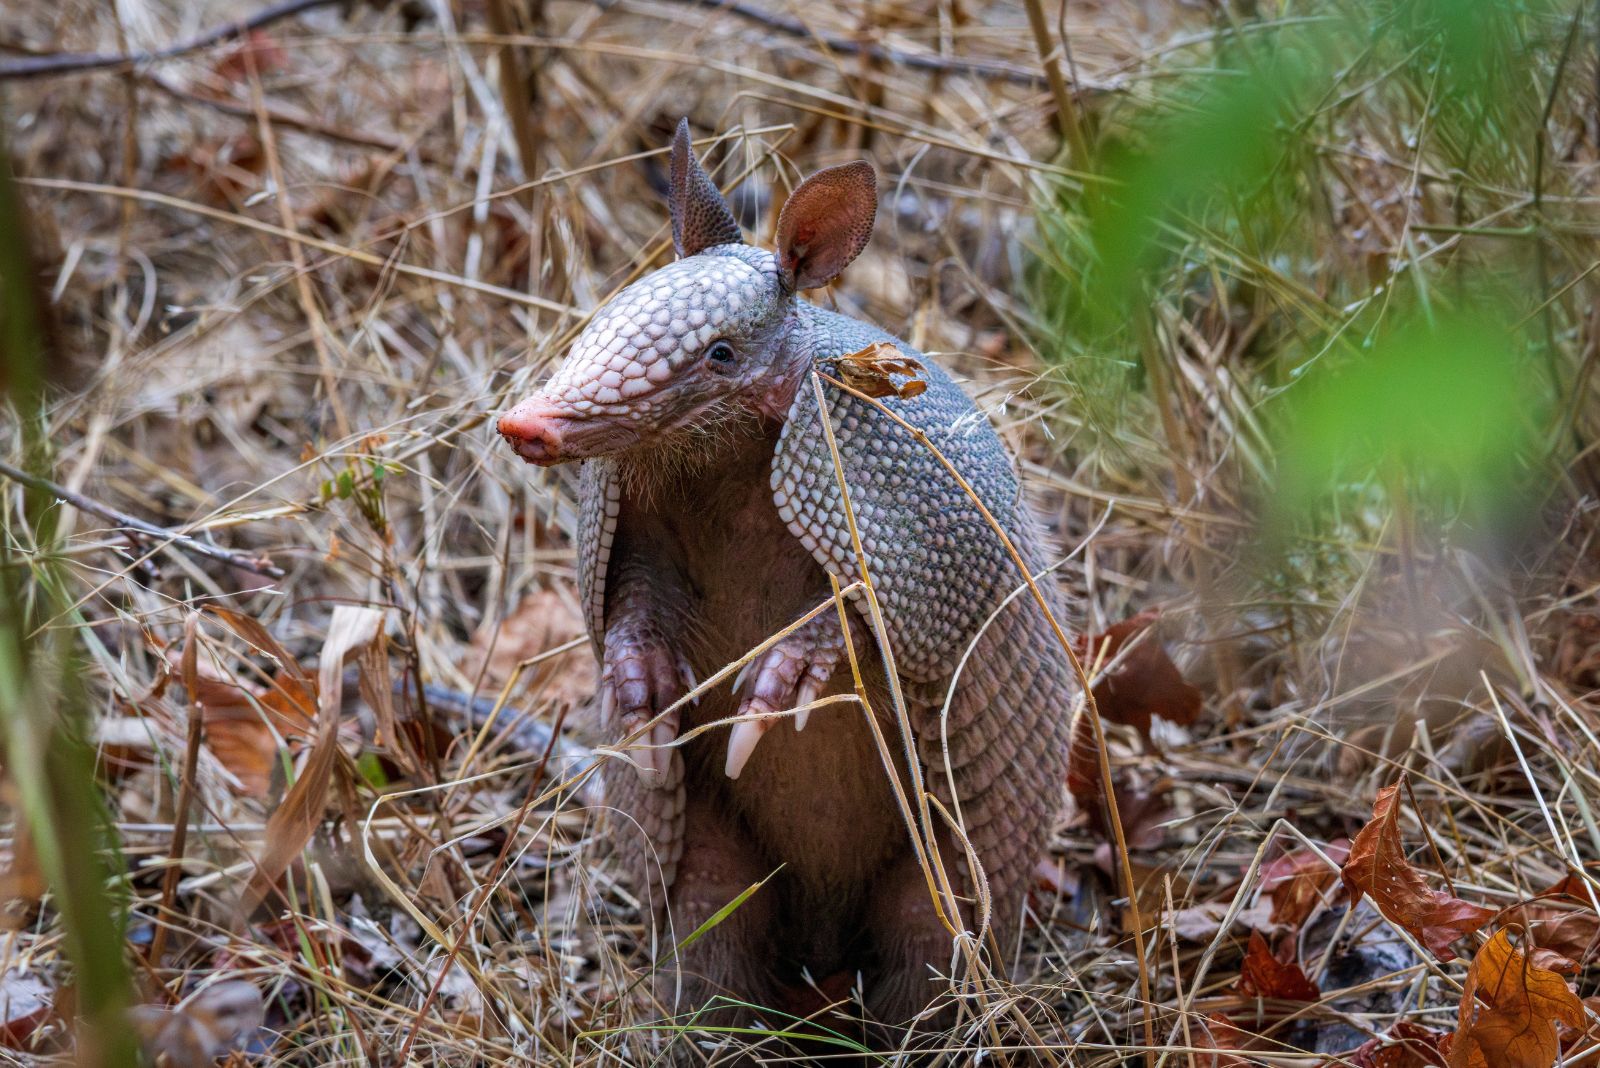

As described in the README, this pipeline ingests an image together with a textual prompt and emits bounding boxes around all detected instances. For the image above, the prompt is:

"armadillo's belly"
[661,442,907,914]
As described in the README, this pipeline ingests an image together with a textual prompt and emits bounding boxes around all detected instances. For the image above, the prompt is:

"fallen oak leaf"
[1237,930,1321,1001]
[1342,781,1495,961]
[1261,839,1350,929]
[1193,1012,1256,1068]
[1075,610,1202,740]
[1446,928,1586,1068]
[239,605,387,916]
[1343,1020,1449,1067]
[129,980,265,1067]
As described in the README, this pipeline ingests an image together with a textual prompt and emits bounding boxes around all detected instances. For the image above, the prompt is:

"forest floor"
[1,0,1598,1064]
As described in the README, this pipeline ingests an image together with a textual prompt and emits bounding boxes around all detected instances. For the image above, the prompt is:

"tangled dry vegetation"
[1,0,1598,1064]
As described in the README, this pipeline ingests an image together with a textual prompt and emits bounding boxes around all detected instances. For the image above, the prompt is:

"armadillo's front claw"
[724,618,853,779]
[602,631,694,789]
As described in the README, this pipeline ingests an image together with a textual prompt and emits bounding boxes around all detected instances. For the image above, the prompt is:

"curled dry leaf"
[1193,1012,1255,1068]
[1237,930,1321,1001]
[463,588,590,708]
[129,980,265,1067]
[1516,874,1600,970]
[0,969,52,1049]
[1064,704,1101,804]
[1076,610,1203,740]
[240,606,387,915]
[832,341,928,400]
[1064,611,1200,805]
[1341,782,1495,961]
[1342,1021,1449,1067]
[1261,839,1350,929]
[1446,928,1586,1068]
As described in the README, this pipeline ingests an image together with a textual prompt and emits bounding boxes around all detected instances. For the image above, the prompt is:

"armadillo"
[498,121,1073,1030]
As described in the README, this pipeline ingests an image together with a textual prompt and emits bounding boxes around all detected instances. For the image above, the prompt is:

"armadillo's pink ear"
[774,160,877,292]
[670,119,743,257]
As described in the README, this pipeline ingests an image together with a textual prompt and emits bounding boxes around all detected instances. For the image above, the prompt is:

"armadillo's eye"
[705,339,738,372]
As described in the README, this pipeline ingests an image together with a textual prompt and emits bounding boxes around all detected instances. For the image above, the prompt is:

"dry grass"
[1,0,1597,1064]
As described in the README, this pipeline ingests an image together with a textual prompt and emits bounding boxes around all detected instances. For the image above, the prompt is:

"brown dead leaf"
[1344,1021,1449,1067]
[0,969,53,1049]
[129,980,265,1067]
[211,31,289,83]
[241,606,386,915]
[1065,704,1101,804]
[833,341,928,400]
[1341,781,1496,961]
[463,589,589,707]
[1076,611,1202,739]
[1237,930,1321,1001]
[1558,997,1600,1068]
[1446,928,1586,1068]
[1261,839,1350,929]
[1194,1012,1255,1068]
[1515,875,1600,970]
[202,675,318,797]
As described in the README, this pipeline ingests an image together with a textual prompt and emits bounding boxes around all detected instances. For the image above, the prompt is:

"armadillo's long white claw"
[732,659,756,695]
[793,676,825,732]
[678,655,700,704]
[725,715,774,779]
[637,719,676,788]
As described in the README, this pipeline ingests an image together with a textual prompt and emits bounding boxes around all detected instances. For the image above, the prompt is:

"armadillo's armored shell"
[542,247,778,416]
[576,458,621,652]
[770,304,1031,683]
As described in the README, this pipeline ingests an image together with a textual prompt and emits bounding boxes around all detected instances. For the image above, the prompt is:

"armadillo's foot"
[724,612,862,779]
[602,621,696,789]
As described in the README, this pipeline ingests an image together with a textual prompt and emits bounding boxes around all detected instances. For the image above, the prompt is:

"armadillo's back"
[769,302,1074,950]
[771,303,1052,680]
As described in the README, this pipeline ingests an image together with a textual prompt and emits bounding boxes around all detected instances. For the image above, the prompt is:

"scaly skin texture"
[498,121,1073,1044]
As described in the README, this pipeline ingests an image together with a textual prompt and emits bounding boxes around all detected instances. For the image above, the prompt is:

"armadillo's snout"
[499,393,642,466]
[498,396,570,466]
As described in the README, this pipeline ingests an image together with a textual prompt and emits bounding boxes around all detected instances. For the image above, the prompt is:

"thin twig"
[608,0,1077,89]
[0,0,343,80]
[0,457,285,579]
[148,614,207,977]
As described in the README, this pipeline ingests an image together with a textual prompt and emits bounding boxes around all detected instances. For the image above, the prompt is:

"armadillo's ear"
[774,160,877,292]
[670,119,743,257]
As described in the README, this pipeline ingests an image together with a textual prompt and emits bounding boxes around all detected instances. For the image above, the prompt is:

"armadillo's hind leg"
[863,844,966,1039]
[652,798,784,1040]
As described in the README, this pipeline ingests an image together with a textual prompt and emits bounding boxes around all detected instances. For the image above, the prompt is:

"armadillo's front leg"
[724,606,867,779]
[603,556,697,788]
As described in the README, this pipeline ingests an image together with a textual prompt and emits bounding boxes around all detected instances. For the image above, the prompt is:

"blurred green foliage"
[0,113,139,1068]
[1029,0,1581,546]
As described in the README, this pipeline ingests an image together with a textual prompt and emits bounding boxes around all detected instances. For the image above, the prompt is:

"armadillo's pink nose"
[498,396,569,466]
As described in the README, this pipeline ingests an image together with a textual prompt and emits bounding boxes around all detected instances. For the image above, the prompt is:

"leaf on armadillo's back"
[831,341,927,399]
[1340,780,1495,961]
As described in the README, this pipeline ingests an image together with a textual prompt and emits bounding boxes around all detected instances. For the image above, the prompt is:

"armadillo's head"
[498,120,876,467]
